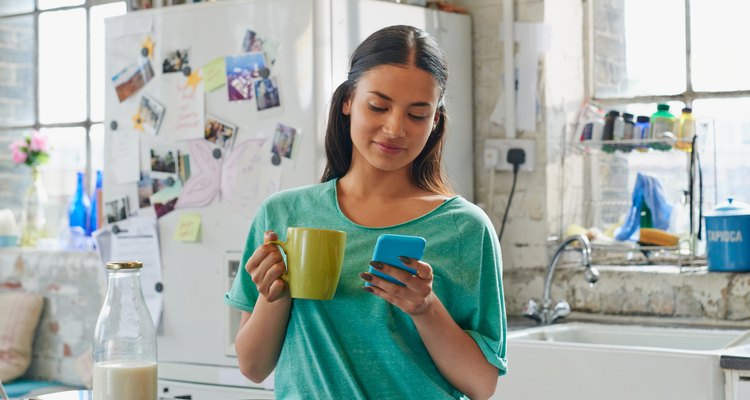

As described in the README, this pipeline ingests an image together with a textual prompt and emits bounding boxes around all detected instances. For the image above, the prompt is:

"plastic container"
[704,198,750,272]
[621,112,635,152]
[650,104,676,150]
[634,115,650,152]
[93,261,158,400]
[676,107,695,152]
[602,110,624,153]
[68,171,90,231]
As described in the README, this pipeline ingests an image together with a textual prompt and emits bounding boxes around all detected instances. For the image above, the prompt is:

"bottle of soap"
[675,107,695,152]
[650,103,676,151]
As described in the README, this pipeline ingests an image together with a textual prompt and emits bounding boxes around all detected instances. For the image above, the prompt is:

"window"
[590,0,750,211]
[0,1,126,232]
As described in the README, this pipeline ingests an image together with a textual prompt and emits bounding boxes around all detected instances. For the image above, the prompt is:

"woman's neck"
[338,166,420,199]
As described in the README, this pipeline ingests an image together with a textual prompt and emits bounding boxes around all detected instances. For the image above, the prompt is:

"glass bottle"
[88,170,103,235]
[20,167,48,247]
[68,171,90,232]
[675,107,695,152]
[650,103,676,151]
[93,261,157,400]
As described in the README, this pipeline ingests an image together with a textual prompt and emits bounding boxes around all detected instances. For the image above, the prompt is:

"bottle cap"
[682,107,692,113]
[607,110,620,117]
[106,261,144,270]
[622,112,634,121]
[657,104,670,111]
[636,116,650,123]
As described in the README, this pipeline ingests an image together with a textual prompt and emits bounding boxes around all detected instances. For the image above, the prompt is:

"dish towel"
[615,173,673,241]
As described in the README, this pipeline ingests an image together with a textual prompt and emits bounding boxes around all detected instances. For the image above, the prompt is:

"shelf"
[588,242,706,270]
[571,138,692,155]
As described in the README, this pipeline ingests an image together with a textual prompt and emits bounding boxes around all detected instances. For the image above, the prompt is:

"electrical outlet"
[484,139,535,172]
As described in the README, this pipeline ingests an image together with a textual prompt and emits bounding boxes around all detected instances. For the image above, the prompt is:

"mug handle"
[265,239,290,283]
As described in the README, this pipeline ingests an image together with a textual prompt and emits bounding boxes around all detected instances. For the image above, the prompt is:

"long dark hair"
[321,25,453,196]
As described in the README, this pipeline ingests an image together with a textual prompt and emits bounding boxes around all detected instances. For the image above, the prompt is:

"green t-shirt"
[225,179,507,399]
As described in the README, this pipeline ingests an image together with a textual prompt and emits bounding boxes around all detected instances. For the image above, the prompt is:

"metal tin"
[106,261,144,270]
[704,198,750,272]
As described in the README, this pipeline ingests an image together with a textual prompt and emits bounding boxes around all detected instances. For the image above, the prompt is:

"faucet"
[523,234,599,325]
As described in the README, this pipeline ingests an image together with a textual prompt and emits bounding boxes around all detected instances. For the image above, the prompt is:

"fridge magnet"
[225,52,266,102]
[271,123,298,161]
[149,145,180,178]
[137,172,177,208]
[202,57,227,92]
[136,94,166,135]
[132,111,145,132]
[204,115,238,150]
[163,48,190,73]
[255,77,281,111]
[112,59,155,102]
[105,197,132,224]
[185,70,202,91]
[141,35,155,59]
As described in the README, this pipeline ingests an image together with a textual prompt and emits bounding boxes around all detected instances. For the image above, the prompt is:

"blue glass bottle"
[69,171,90,232]
[87,170,102,235]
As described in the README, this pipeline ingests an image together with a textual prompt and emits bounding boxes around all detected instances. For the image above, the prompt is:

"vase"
[20,167,49,247]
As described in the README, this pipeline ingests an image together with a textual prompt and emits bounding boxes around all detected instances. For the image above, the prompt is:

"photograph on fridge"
[105,197,131,224]
[163,48,190,73]
[112,59,155,102]
[138,172,178,208]
[271,123,297,159]
[225,52,266,101]
[149,145,180,177]
[255,77,281,111]
[204,115,238,150]
[137,94,166,135]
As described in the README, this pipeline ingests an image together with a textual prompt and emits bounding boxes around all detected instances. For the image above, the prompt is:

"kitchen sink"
[492,322,748,400]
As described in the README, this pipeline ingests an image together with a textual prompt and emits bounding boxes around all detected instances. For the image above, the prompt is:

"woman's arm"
[234,231,292,383]
[361,261,499,399]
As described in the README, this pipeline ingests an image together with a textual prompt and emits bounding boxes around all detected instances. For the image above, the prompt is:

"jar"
[93,261,157,400]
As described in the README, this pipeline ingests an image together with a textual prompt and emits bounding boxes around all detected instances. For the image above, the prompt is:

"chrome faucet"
[523,234,599,325]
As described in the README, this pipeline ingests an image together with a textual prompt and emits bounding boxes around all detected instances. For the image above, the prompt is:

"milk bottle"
[93,261,157,400]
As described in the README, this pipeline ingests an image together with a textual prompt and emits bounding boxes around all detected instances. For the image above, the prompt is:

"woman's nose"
[383,112,406,137]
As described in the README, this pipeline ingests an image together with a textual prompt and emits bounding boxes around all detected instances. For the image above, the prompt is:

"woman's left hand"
[359,257,435,316]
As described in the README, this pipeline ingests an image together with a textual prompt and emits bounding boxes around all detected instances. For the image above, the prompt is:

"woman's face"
[343,63,440,175]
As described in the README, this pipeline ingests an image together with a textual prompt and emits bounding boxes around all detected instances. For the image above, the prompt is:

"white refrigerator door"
[103,0,318,373]
[330,0,474,201]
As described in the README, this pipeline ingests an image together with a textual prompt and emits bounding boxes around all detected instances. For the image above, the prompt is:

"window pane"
[0,15,36,126]
[90,123,104,185]
[37,0,84,11]
[690,0,750,91]
[593,0,686,98]
[0,0,34,17]
[0,129,34,217]
[39,126,86,199]
[692,98,750,207]
[39,8,87,124]
[90,2,127,122]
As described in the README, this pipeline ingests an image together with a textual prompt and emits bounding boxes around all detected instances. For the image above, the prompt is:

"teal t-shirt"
[225,179,507,399]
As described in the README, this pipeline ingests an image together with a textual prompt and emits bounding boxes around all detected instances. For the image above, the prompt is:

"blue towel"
[615,173,673,241]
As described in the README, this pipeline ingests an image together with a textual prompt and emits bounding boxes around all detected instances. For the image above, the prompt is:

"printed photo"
[271,123,298,159]
[137,94,166,135]
[105,197,131,224]
[204,115,238,150]
[178,153,191,184]
[112,60,155,102]
[150,146,179,176]
[137,172,176,208]
[242,29,261,52]
[225,52,266,101]
[241,29,279,65]
[255,77,281,111]
[163,48,190,73]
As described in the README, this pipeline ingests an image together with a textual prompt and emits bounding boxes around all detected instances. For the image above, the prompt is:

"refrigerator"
[103,0,472,397]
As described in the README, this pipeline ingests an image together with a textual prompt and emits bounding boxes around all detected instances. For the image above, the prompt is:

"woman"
[225,25,507,399]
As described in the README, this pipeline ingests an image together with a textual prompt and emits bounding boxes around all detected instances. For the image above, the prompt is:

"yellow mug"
[267,227,347,300]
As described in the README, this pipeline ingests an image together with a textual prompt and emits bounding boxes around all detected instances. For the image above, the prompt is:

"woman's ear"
[342,97,352,116]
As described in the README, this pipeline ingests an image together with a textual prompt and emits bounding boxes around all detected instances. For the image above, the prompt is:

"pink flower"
[11,148,27,164]
[8,139,22,153]
[29,132,48,152]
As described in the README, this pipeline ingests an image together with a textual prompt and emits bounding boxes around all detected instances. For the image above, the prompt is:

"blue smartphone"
[366,234,426,286]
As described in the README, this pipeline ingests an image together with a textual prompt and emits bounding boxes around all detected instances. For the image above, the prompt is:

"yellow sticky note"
[203,57,227,92]
[174,213,202,242]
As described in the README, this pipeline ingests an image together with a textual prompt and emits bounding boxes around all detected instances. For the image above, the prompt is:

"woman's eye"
[368,104,386,112]
[409,114,428,121]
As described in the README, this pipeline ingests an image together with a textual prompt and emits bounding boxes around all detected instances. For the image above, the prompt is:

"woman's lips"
[374,141,405,154]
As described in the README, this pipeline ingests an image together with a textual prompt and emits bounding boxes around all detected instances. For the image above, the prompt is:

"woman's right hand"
[245,230,289,302]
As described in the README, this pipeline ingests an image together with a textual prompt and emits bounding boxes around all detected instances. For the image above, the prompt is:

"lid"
[607,110,620,117]
[622,112,634,121]
[106,261,143,270]
[682,107,692,113]
[705,198,750,217]
[657,103,670,111]
[636,116,650,123]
